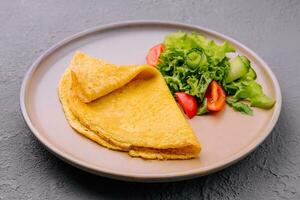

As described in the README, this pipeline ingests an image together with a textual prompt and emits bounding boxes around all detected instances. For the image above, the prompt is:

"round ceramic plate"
[20,21,281,182]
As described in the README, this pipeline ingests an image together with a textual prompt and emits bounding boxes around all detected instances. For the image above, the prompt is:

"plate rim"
[20,20,282,182]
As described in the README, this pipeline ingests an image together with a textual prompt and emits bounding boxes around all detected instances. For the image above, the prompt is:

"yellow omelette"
[58,51,201,160]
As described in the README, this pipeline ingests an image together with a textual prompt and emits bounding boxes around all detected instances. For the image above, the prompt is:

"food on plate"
[58,51,201,160]
[205,80,226,112]
[146,32,276,118]
[146,43,165,66]
[175,92,198,119]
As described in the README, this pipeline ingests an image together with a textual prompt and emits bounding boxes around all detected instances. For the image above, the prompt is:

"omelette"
[58,51,201,160]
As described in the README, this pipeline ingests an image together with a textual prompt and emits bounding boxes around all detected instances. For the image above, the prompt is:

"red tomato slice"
[205,80,226,111]
[146,43,165,66]
[175,92,198,119]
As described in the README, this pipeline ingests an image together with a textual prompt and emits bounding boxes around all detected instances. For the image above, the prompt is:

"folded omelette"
[58,51,201,159]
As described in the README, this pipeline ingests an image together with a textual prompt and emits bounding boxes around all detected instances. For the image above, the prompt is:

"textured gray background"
[1,0,300,199]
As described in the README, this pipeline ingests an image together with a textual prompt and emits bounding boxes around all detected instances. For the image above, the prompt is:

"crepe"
[58,51,201,159]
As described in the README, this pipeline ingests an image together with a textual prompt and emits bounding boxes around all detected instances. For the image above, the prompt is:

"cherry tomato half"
[175,92,198,119]
[146,43,165,66]
[205,80,226,111]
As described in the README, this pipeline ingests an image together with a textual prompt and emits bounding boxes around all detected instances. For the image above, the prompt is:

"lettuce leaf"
[232,81,276,109]
[226,98,253,115]
[158,31,275,116]
[158,32,234,113]
[164,32,208,50]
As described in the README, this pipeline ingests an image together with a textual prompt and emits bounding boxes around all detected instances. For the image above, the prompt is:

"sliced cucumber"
[186,48,207,71]
[240,55,251,68]
[186,51,202,69]
[225,56,250,83]
[243,67,257,81]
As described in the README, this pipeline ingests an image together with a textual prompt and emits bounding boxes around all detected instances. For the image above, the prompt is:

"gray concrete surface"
[1,0,300,199]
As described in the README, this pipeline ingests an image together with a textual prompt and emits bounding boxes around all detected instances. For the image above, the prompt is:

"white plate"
[20,21,281,182]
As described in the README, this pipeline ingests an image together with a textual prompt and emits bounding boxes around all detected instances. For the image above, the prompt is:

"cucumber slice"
[240,55,251,68]
[186,51,202,69]
[225,56,250,83]
[186,48,207,71]
[243,67,257,80]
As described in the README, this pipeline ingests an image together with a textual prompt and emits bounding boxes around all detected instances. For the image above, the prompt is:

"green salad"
[146,31,275,118]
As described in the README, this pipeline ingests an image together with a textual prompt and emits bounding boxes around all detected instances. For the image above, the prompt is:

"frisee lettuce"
[158,32,233,114]
[157,31,275,115]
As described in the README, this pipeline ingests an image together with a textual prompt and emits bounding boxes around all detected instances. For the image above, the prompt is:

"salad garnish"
[146,31,275,118]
